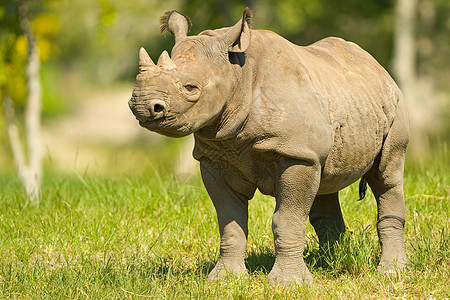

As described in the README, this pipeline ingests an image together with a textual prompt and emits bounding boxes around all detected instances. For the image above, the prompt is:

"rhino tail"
[358,176,367,200]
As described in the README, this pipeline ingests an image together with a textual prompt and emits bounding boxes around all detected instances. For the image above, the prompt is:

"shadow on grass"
[245,247,275,274]
[241,235,371,276]
[196,245,325,276]
[243,243,335,275]
[140,246,331,279]
[140,231,376,279]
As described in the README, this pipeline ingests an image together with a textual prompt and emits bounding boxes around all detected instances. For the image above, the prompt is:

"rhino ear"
[160,10,192,43]
[220,7,252,53]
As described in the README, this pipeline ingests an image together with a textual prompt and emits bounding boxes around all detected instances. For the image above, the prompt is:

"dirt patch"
[41,84,196,175]
[42,85,152,173]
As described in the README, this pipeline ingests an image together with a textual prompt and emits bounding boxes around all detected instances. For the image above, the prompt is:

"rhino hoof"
[377,258,407,274]
[207,260,247,281]
[267,264,313,287]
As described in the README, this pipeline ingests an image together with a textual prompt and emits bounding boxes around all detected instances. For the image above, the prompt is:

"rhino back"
[244,32,402,193]
[298,37,401,193]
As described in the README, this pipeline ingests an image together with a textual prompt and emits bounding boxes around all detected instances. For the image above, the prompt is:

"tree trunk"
[393,0,417,91]
[392,0,429,156]
[3,1,43,203]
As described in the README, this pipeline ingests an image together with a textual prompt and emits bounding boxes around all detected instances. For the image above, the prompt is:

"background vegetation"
[0,0,449,172]
[0,0,449,298]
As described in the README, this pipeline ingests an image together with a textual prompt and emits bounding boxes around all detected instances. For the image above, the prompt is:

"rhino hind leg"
[366,166,407,273]
[365,99,409,273]
[309,192,346,267]
[309,192,346,244]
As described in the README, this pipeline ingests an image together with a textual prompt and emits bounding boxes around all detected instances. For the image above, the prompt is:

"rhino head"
[129,9,251,137]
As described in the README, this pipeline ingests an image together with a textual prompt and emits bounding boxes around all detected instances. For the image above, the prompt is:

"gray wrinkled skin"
[129,10,409,286]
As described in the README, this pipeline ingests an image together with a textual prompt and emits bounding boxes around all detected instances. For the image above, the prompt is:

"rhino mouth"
[139,114,192,137]
[139,117,168,129]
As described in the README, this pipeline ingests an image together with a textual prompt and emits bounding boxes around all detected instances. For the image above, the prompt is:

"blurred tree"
[392,0,426,155]
[0,0,58,108]
[392,0,450,154]
[177,0,394,66]
[47,0,179,84]
[0,1,27,106]
[0,0,51,202]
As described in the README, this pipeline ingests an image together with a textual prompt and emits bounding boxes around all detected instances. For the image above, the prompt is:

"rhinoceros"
[128,8,409,286]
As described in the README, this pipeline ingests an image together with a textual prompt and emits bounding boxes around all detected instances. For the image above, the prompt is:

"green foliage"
[0,146,448,298]
[0,2,27,107]
[179,0,394,67]
[0,0,63,115]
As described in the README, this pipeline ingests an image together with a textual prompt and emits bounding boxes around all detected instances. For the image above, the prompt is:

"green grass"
[0,147,448,299]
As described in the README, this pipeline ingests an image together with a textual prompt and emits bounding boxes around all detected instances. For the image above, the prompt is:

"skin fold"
[129,9,409,286]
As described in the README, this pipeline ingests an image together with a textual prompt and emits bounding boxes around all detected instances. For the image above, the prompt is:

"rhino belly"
[318,107,387,195]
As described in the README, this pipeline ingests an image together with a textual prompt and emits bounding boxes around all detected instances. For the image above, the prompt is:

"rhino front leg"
[268,158,321,286]
[200,162,250,280]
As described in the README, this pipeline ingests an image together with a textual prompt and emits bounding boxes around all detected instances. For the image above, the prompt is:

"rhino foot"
[208,258,247,281]
[376,215,407,275]
[377,256,407,274]
[267,258,313,287]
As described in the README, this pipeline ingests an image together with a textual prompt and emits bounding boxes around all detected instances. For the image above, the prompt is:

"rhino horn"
[157,50,177,70]
[218,7,251,53]
[139,47,158,73]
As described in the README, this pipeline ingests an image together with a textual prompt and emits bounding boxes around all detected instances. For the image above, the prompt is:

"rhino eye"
[184,84,198,92]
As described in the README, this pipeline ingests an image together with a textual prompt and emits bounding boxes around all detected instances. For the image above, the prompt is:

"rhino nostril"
[147,100,166,119]
[154,103,165,113]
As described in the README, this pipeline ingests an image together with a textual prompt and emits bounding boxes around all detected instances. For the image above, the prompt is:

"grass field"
[0,146,448,299]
